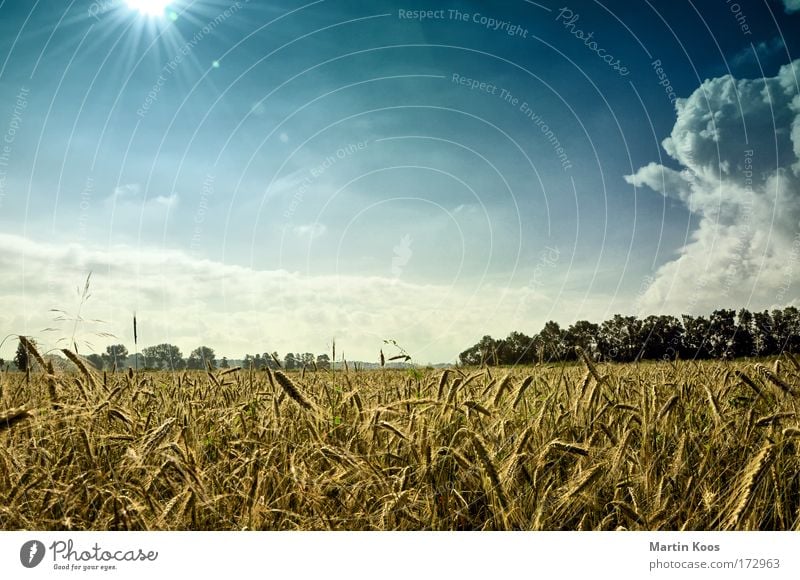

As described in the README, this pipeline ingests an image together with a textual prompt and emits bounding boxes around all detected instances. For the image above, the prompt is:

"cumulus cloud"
[625,59,800,314]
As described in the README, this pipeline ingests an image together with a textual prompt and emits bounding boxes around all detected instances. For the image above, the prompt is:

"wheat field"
[1,345,799,531]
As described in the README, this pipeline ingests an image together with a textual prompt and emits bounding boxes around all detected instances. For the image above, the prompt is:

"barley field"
[2,343,799,531]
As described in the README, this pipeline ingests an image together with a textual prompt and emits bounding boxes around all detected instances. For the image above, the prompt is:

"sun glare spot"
[126,0,172,16]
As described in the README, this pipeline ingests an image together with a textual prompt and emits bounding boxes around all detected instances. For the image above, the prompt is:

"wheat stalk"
[273,371,313,411]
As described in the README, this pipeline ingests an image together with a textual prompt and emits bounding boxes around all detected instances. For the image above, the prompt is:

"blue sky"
[1,0,799,362]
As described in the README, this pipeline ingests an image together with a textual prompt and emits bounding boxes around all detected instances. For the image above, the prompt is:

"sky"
[0,0,799,363]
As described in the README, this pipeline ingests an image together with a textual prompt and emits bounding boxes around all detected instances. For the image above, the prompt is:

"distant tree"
[129,353,145,370]
[782,306,800,353]
[458,341,482,366]
[770,308,800,353]
[316,353,331,370]
[730,309,755,358]
[564,321,599,359]
[598,315,642,362]
[284,353,297,370]
[301,353,315,368]
[638,315,683,360]
[142,343,184,370]
[187,346,216,370]
[14,338,35,371]
[680,315,713,359]
[102,344,129,370]
[86,353,105,370]
[456,305,796,367]
[458,335,505,366]
[752,311,776,356]
[537,321,566,362]
[265,352,281,369]
[706,309,737,359]
[220,357,230,369]
[253,353,264,370]
[503,331,536,365]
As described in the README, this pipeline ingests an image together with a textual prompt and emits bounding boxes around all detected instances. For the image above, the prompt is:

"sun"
[126,0,172,16]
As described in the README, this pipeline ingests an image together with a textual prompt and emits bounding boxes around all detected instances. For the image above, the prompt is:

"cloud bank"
[0,232,564,363]
[625,60,800,314]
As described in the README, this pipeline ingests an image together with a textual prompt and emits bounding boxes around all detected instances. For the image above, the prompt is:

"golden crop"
[1,350,799,530]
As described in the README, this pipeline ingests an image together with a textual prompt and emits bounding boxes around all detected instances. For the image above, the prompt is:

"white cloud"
[106,183,179,211]
[730,37,785,68]
[783,0,800,13]
[0,233,575,363]
[625,60,800,314]
[292,223,327,239]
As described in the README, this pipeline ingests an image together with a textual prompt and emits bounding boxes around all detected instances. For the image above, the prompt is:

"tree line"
[458,307,800,366]
[241,352,332,370]
[4,306,797,372]
[6,340,334,372]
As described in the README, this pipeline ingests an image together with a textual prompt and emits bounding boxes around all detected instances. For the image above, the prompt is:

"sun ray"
[126,0,173,17]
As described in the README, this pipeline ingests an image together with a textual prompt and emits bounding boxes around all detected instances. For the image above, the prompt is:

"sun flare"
[126,0,172,16]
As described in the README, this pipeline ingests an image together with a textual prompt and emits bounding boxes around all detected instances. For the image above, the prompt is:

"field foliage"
[2,347,800,530]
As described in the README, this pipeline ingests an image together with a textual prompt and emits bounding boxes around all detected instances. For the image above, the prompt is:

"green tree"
[102,344,129,369]
[86,353,104,370]
[142,343,184,370]
[316,353,331,370]
[253,353,264,370]
[503,331,536,365]
[564,321,599,359]
[537,321,566,362]
[707,309,737,359]
[782,306,800,353]
[731,308,755,358]
[220,356,230,369]
[284,353,297,370]
[187,346,216,370]
[458,335,504,366]
[752,311,776,356]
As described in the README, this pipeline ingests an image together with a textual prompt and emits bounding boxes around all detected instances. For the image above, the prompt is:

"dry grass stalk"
[549,440,589,457]
[721,444,775,530]
[754,412,794,427]
[463,400,492,416]
[491,374,512,407]
[735,370,764,398]
[61,348,97,390]
[436,370,450,400]
[755,363,795,396]
[576,346,603,384]
[657,395,679,421]
[273,371,313,411]
[702,384,722,425]
[378,421,407,441]
[18,336,46,370]
[469,432,508,509]
[512,376,534,409]
[0,406,33,431]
